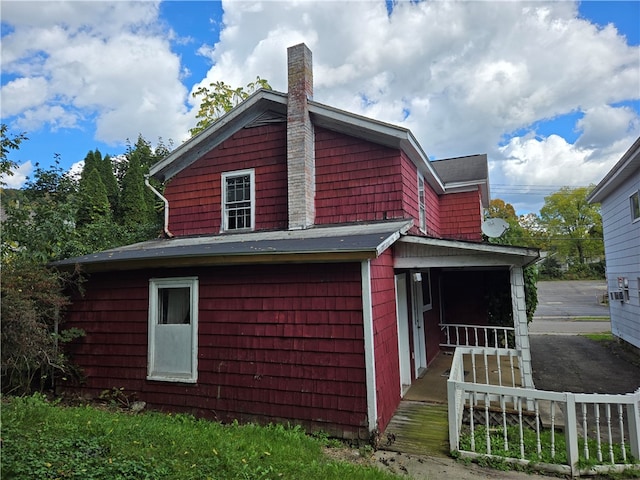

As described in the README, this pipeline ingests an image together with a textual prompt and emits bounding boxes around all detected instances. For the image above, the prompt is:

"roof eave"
[588,136,640,204]
[54,250,380,273]
[397,235,540,267]
[150,90,288,182]
[444,180,490,207]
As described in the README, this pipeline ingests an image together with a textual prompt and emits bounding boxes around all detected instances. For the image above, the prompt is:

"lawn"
[1,394,400,480]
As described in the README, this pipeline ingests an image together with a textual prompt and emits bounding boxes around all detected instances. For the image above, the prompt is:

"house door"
[411,273,428,376]
[395,274,412,395]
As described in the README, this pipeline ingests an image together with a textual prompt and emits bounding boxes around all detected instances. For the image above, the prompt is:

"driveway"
[530,280,640,393]
[530,335,640,394]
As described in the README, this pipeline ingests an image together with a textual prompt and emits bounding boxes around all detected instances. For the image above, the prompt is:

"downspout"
[145,175,174,238]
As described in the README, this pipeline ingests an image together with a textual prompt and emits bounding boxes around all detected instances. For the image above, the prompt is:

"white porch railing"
[440,323,515,349]
[448,347,640,477]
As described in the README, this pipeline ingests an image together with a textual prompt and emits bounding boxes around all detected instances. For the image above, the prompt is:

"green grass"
[573,317,611,322]
[1,394,400,480]
[459,425,635,467]
[582,332,615,342]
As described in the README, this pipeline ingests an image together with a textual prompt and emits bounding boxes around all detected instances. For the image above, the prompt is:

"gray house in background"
[588,136,640,349]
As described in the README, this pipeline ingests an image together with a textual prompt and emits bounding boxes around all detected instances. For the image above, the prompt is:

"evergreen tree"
[120,155,151,227]
[99,153,120,215]
[122,135,164,225]
[76,167,110,227]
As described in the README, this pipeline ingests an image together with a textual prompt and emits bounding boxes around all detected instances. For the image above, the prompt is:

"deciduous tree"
[539,186,603,265]
[0,124,28,184]
[190,76,271,136]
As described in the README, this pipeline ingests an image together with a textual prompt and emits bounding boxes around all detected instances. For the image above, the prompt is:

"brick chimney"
[287,43,315,230]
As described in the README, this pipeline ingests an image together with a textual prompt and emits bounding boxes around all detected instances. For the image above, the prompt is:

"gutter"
[145,175,174,238]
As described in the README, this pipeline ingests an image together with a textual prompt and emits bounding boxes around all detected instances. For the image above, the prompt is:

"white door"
[395,274,412,395]
[411,274,427,376]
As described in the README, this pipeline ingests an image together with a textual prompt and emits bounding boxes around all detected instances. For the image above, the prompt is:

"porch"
[382,343,525,456]
[382,343,640,477]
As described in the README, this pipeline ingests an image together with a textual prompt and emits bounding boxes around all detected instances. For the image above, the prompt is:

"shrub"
[0,257,83,394]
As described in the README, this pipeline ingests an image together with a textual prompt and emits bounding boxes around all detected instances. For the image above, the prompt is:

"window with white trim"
[421,270,432,312]
[222,169,255,232]
[148,277,198,382]
[631,191,640,222]
[418,173,426,232]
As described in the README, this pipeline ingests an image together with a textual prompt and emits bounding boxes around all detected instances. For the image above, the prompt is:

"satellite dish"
[482,218,509,238]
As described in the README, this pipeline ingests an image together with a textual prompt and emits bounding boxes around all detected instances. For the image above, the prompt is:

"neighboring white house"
[588,136,640,349]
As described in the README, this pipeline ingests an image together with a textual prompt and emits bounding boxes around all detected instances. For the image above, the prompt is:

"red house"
[55,44,538,440]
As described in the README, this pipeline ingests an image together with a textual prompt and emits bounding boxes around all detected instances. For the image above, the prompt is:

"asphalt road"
[530,280,610,335]
[534,280,609,319]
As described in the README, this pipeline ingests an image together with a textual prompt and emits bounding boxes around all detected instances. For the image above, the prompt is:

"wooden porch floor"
[381,352,454,456]
[381,350,523,456]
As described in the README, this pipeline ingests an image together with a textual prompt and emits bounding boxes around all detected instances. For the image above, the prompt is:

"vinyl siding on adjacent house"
[600,173,640,348]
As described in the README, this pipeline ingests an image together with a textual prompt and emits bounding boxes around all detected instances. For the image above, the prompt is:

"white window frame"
[221,169,255,232]
[418,173,426,232]
[421,269,433,312]
[147,277,198,383]
[630,190,640,223]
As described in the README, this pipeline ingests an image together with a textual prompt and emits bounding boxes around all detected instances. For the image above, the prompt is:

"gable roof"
[431,154,489,204]
[588,136,640,204]
[149,89,489,203]
[52,220,413,272]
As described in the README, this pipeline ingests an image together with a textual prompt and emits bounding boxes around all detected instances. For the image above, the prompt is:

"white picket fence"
[447,346,640,477]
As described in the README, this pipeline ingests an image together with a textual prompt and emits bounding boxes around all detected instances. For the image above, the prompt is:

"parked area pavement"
[530,335,640,394]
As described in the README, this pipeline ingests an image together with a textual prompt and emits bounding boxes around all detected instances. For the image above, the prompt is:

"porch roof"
[51,220,413,272]
[394,235,539,269]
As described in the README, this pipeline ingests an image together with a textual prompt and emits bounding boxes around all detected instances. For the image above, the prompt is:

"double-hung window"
[148,277,198,383]
[222,169,255,232]
[631,191,640,222]
[418,173,426,231]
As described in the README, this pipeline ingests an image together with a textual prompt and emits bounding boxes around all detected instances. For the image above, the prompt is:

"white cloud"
[192,0,639,213]
[576,105,640,149]
[1,0,192,145]
[0,77,49,116]
[2,0,638,214]
[0,161,33,189]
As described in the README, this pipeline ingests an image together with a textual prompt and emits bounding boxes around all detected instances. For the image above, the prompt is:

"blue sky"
[1,0,639,215]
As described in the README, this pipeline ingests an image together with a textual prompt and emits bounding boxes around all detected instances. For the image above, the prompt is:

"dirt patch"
[324,446,561,479]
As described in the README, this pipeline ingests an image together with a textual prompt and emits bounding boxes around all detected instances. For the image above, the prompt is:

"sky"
[1,0,639,215]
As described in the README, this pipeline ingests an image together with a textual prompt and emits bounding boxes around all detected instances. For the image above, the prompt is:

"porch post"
[510,266,535,389]
[361,260,379,433]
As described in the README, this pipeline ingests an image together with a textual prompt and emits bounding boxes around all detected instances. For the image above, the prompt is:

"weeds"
[459,424,634,466]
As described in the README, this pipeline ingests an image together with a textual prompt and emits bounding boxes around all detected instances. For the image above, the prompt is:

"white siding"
[600,172,640,348]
